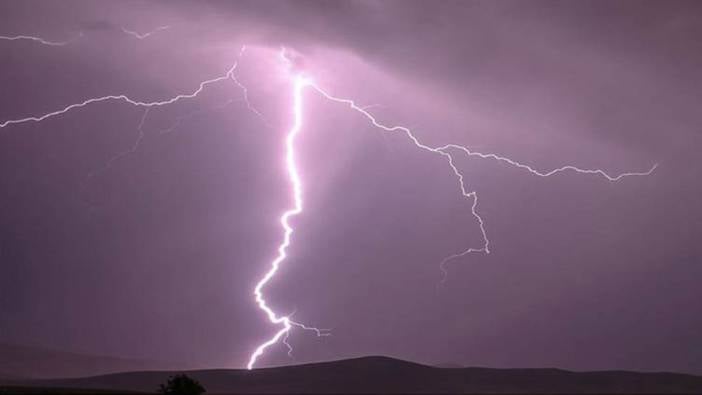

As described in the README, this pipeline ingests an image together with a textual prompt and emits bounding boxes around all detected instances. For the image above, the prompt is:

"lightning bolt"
[157,98,238,136]
[120,25,171,40]
[81,49,264,191]
[0,39,324,367]
[244,47,657,368]
[0,36,656,370]
[82,108,151,190]
[305,87,658,283]
[0,61,240,130]
[0,34,74,46]
[0,24,168,47]
[246,73,330,370]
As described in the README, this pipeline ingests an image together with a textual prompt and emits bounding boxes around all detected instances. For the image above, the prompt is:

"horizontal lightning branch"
[307,83,657,279]
[1,25,168,47]
[246,75,330,370]
[0,64,239,129]
[438,144,659,181]
[0,34,72,46]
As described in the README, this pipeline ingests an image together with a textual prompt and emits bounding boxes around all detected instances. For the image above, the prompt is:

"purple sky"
[1,0,701,373]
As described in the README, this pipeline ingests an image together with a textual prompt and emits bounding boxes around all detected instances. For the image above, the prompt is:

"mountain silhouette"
[3,355,702,393]
[0,343,188,380]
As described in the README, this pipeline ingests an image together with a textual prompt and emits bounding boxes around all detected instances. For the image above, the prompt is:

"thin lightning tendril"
[83,107,151,187]
[0,34,72,46]
[0,38,656,370]
[157,98,238,136]
[0,61,240,129]
[1,25,167,47]
[120,25,171,40]
[230,46,270,126]
[82,49,266,190]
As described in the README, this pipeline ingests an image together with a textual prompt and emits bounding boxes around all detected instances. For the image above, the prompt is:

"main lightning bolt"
[246,74,330,370]
[0,36,656,370]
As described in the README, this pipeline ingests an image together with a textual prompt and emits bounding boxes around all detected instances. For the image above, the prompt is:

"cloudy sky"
[1,0,701,372]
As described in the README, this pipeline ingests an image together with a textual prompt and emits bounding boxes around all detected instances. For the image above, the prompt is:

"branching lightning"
[0,34,656,371]
[243,47,657,368]
[304,85,657,283]
[0,60,240,129]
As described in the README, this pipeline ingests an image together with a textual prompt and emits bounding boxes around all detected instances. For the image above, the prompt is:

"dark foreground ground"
[2,356,702,394]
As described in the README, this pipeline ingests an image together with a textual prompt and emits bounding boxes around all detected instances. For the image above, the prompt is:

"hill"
[0,343,187,380]
[3,356,702,393]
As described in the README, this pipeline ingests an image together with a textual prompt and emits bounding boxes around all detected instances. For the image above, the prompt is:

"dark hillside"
[4,356,702,393]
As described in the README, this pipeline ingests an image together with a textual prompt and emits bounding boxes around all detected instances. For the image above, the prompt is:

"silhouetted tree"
[158,373,206,395]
